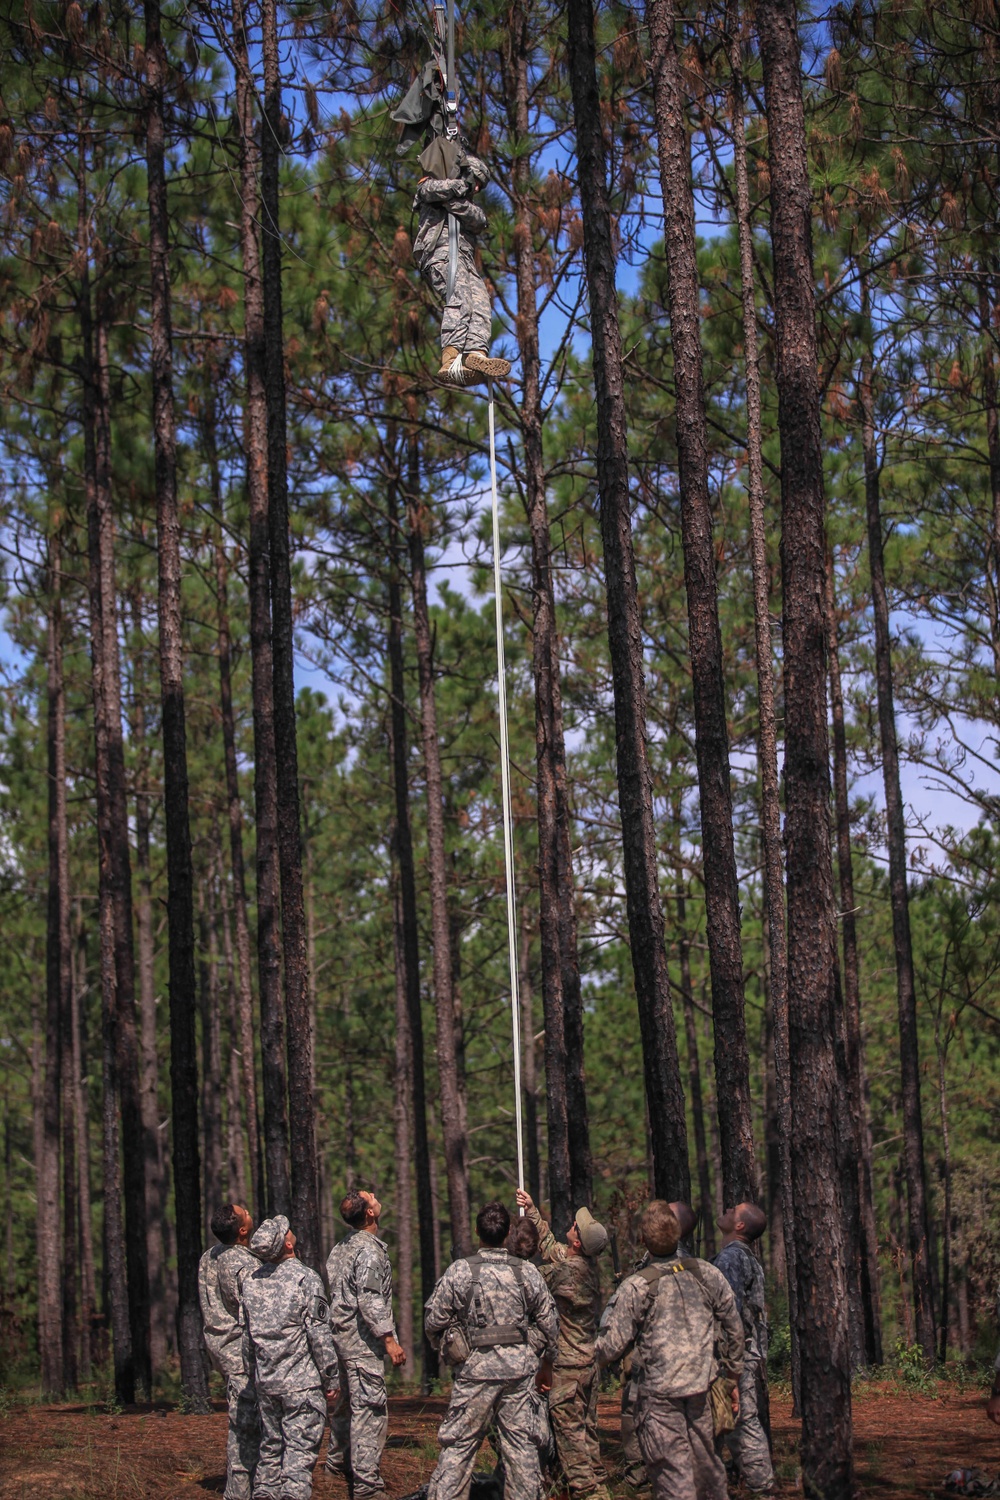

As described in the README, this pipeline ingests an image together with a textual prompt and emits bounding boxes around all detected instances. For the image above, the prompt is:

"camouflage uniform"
[424,1248,559,1500]
[596,1255,744,1500]
[525,1206,607,1500]
[713,1241,774,1493]
[199,1242,260,1500]
[412,158,492,357]
[598,1252,650,1488]
[241,1257,339,1500]
[325,1231,397,1495]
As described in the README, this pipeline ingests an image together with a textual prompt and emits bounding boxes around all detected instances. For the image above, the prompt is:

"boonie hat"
[251,1214,290,1262]
[575,1206,608,1258]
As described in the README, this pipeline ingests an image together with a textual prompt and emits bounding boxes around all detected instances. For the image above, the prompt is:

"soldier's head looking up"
[341,1188,382,1232]
[477,1200,511,1247]
[211,1202,253,1246]
[718,1202,767,1243]
[640,1200,681,1258]
[667,1201,698,1245]
[506,1216,539,1260]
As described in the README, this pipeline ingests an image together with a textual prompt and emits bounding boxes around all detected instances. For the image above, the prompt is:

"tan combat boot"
[437,345,460,377]
[464,350,512,380]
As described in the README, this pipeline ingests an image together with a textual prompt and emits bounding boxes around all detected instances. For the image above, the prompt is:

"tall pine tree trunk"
[858,289,935,1360]
[207,393,265,1218]
[756,0,853,1484]
[647,0,755,1205]
[978,276,1000,678]
[517,920,542,1204]
[405,440,472,1254]
[727,0,799,1394]
[80,265,136,1405]
[564,0,690,1201]
[144,0,207,1404]
[825,549,882,1366]
[129,589,169,1377]
[229,0,289,1216]
[200,871,224,1240]
[386,460,438,1383]
[501,0,591,1231]
[260,0,320,1269]
[40,526,66,1396]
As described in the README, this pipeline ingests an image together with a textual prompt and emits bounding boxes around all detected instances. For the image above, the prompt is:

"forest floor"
[0,1383,996,1500]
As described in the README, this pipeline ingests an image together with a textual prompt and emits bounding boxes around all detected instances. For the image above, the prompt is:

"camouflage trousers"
[721,1360,774,1493]
[635,1391,727,1500]
[548,1365,608,1499]
[253,1386,327,1500]
[619,1372,646,1486]
[225,1371,260,1500]
[422,237,492,354]
[326,1361,388,1496]
[428,1374,541,1500]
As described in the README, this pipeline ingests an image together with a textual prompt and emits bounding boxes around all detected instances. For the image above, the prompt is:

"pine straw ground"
[0,1385,997,1500]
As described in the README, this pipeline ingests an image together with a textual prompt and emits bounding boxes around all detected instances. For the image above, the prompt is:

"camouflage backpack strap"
[463,1253,528,1350]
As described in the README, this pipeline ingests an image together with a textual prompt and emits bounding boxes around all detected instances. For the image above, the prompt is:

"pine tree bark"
[978,276,1000,679]
[673,857,715,1257]
[517,920,542,1204]
[143,0,208,1405]
[80,269,135,1404]
[647,0,756,1206]
[564,0,690,1202]
[405,438,472,1254]
[70,907,96,1377]
[129,589,169,1377]
[501,0,591,1231]
[727,0,800,1392]
[391,870,415,1368]
[756,0,853,1485]
[386,459,439,1383]
[206,393,264,1218]
[259,0,320,1269]
[825,550,882,1366]
[857,304,935,1361]
[40,526,67,1396]
[230,0,289,1216]
[200,870,224,1240]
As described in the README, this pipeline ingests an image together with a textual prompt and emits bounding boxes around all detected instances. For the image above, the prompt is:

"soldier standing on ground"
[712,1204,775,1494]
[199,1202,260,1500]
[325,1189,407,1495]
[515,1188,610,1500]
[424,1200,559,1500]
[595,1202,744,1500]
[606,1202,698,1493]
[241,1215,339,1500]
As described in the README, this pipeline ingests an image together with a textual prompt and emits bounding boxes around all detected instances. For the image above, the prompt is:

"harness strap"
[460,1254,527,1349]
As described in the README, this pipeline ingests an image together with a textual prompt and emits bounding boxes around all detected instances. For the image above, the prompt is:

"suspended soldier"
[199,1202,260,1500]
[424,1200,559,1500]
[325,1189,407,1495]
[712,1204,775,1494]
[596,1202,744,1500]
[241,1215,339,1500]
[515,1189,610,1500]
[412,136,512,386]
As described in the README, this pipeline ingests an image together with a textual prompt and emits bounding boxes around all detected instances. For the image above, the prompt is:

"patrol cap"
[251,1213,290,1261]
[575,1206,608,1258]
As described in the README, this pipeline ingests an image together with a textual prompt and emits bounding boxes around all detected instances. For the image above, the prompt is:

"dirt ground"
[0,1384,997,1500]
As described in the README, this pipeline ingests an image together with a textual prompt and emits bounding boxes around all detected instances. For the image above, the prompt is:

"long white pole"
[488,383,525,1197]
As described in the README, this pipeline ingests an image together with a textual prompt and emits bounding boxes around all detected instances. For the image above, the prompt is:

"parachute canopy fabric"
[392,60,445,154]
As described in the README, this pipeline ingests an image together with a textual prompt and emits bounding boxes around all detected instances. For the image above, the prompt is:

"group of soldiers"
[199,1186,776,1500]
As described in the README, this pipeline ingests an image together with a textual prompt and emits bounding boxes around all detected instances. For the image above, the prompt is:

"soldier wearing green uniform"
[515,1189,610,1500]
